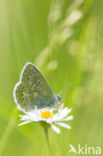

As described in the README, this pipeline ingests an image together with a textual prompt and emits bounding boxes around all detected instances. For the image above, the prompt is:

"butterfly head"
[55,94,63,103]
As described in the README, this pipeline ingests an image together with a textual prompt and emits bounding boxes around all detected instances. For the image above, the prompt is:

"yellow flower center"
[41,111,53,119]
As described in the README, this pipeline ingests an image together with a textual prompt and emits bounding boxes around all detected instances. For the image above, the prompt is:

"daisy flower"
[19,103,73,134]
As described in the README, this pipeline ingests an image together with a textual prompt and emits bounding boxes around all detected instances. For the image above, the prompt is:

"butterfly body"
[14,62,62,111]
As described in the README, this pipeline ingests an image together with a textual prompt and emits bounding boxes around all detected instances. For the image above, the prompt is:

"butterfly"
[13,62,62,111]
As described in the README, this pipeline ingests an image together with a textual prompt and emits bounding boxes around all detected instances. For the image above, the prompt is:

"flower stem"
[44,128,51,154]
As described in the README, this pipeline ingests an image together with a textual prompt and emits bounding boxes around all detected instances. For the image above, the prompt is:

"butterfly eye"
[57,95,62,101]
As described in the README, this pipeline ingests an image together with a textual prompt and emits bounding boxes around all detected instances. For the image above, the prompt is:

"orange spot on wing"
[19,93,23,96]
[20,97,24,102]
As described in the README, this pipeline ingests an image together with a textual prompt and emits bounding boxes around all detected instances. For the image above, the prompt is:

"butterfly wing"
[14,63,57,111]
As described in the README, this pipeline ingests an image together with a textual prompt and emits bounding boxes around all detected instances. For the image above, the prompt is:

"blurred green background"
[0,0,103,155]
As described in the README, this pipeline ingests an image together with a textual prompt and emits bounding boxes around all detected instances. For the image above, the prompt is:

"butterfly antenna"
[59,82,73,95]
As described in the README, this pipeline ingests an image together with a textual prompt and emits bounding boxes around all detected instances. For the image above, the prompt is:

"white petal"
[51,124,60,134]
[27,111,39,119]
[59,108,72,119]
[53,109,73,122]
[46,118,53,123]
[61,115,74,121]
[65,108,72,114]
[19,113,39,122]
[56,122,71,129]
[18,121,31,126]
[27,111,42,121]
[63,107,68,112]
[19,115,30,121]
[62,108,72,115]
